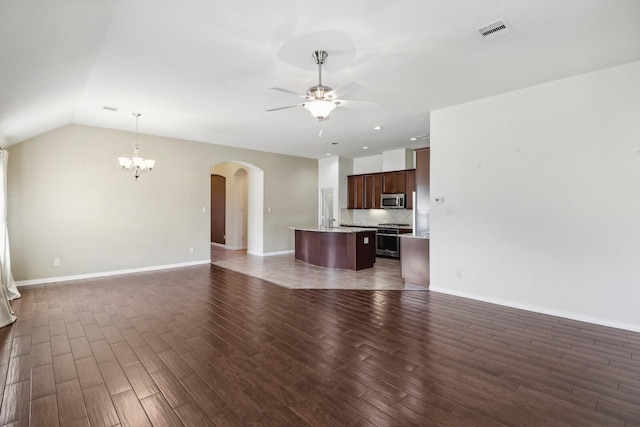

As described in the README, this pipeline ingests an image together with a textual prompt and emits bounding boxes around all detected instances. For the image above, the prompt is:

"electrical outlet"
[189,248,194,254]
[53,259,60,266]
[456,269,462,279]
[445,207,456,216]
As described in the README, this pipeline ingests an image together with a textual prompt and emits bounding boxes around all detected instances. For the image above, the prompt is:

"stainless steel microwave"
[380,193,405,209]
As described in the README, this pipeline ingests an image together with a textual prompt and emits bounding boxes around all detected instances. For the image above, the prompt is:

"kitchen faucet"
[328,218,336,228]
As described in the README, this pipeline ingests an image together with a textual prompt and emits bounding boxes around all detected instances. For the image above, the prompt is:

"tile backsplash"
[341,209,413,226]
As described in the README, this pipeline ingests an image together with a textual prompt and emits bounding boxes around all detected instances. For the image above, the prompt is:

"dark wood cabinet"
[374,174,383,208]
[405,169,416,209]
[347,168,415,209]
[347,175,365,209]
[383,171,406,194]
[354,175,364,209]
[347,175,355,209]
[363,174,376,209]
[382,172,394,194]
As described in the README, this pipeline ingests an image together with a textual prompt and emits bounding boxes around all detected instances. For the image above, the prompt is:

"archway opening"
[210,161,264,256]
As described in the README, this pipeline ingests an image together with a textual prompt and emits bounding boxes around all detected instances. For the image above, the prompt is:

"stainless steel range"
[376,223,410,258]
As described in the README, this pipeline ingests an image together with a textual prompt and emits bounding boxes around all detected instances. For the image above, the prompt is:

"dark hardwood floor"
[1,263,640,426]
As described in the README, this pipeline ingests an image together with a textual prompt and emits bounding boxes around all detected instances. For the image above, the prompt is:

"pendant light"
[118,113,155,180]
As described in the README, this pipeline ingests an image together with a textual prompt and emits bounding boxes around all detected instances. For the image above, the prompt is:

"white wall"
[382,148,414,171]
[353,154,381,174]
[318,156,356,225]
[8,124,317,281]
[338,157,353,211]
[430,60,640,332]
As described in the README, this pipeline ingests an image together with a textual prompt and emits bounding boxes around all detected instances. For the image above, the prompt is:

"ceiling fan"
[267,50,375,121]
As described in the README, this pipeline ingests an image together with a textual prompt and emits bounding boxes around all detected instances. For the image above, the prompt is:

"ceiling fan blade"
[327,82,363,99]
[266,104,302,112]
[270,87,306,98]
[333,99,377,110]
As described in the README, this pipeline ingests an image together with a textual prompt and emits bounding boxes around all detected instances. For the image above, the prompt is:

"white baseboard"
[429,286,640,334]
[210,242,247,251]
[16,260,211,287]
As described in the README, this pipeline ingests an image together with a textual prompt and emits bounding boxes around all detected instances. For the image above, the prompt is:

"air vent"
[476,18,511,40]
[102,105,118,112]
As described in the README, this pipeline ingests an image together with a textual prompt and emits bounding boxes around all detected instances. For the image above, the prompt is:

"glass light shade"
[144,159,156,169]
[132,157,144,167]
[304,100,336,119]
[118,157,133,168]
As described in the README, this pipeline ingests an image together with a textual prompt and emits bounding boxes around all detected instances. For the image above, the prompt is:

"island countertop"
[289,226,377,233]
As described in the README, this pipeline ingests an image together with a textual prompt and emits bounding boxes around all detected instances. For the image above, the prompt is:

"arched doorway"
[210,162,264,255]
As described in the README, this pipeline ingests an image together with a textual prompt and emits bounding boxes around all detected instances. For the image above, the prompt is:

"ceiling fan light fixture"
[267,50,374,121]
[304,100,336,120]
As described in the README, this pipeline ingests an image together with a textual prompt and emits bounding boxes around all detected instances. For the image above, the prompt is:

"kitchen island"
[291,227,377,271]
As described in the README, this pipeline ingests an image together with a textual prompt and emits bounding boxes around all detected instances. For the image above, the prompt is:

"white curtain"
[0,150,17,328]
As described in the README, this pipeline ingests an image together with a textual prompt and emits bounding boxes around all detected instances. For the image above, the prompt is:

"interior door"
[211,174,226,244]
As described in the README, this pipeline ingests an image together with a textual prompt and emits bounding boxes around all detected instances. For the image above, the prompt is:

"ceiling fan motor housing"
[306,85,333,100]
[313,50,328,65]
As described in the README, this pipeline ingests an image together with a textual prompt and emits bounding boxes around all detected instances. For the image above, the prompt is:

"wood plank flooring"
[1,263,640,426]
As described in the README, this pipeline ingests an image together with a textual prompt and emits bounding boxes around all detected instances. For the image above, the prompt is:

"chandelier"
[118,113,155,180]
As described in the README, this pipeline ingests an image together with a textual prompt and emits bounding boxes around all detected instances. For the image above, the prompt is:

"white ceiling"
[1,0,639,159]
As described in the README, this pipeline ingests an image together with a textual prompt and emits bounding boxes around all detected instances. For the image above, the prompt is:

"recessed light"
[362,146,369,150]
[331,142,338,145]
[410,137,417,141]
[103,105,118,112]
[325,153,332,156]
[373,126,382,130]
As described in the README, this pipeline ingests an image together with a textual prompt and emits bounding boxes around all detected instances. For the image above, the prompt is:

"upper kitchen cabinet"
[354,175,364,209]
[363,174,379,209]
[347,169,415,209]
[382,171,406,194]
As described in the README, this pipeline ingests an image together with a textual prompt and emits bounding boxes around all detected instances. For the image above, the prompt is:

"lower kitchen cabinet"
[400,235,429,287]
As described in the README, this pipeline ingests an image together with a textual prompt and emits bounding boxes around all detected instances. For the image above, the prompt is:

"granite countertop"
[290,226,377,233]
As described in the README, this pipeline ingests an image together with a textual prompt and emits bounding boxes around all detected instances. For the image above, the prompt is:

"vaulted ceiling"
[1,0,639,159]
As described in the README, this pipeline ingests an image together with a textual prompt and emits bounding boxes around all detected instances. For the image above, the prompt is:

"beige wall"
[8,124,317,281]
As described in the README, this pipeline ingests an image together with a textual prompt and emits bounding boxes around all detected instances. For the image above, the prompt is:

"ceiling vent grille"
[476,19,511,40]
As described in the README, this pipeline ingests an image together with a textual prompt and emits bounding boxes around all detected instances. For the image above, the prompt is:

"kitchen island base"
[294,228,376,271]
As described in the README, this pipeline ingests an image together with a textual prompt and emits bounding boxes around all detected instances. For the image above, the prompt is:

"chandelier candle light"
[118,113,155,180]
